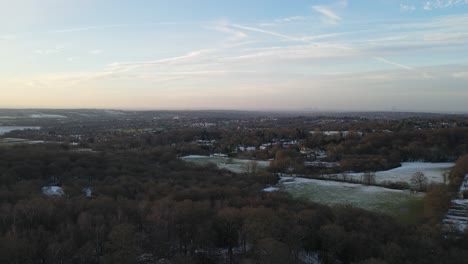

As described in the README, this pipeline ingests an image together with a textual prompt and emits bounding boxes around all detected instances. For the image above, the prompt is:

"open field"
[181,155,270,173]
[281,177,425,223]
[0,138,45,145]
[325,162,454,185]
[0,126,40,135]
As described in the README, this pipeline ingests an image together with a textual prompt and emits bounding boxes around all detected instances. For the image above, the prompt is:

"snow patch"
[281,176,404,192]
[263,187,280,192]
[29,114,67,119]
[0,126,41,135]
[323,162,454,184]
[42,186,65,196]
[181,155,270,173]
[0,138,45,144]
[280,176,423,216]
[82,187,93,198]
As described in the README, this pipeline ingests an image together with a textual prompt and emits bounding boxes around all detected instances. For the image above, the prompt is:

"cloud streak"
[108,50,212,72]
[424,0,468,11]
[400,4,416,12]
[312,0,347,24]
[210,21,248,41]
[374,57,413,70]
[312,6,342,24]
[452,71,468,78]
[232,24,312,44]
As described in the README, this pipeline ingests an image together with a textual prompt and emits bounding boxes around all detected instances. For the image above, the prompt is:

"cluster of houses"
[309,130,364,137]
[304,161,340,168]
[238,146,257,152]
[190,122,216,128]
[194,140,216,146]
[300,148,327,159]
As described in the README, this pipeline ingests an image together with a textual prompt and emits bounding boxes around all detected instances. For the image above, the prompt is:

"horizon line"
[0,107,466,115]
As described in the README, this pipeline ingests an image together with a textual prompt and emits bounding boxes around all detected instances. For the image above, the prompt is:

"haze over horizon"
[1,0,468,112]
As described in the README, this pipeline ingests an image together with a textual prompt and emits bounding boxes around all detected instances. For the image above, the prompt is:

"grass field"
[0,126,41,135]
[281,177,425,224]
[181,155,270,173]
[324,162,454,184]
[0,138,45,146]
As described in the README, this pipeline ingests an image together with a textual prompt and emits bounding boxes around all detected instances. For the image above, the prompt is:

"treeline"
[0,144,468,263]
[449,154,468,191]
[83,125,468,165]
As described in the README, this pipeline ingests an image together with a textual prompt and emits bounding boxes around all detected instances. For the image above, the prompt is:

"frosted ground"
[29,114,67,119]
[325,162,454,184]
[280,177,424,220]
[0,126,40,135]
[181,155,270,173]
[0,138,44,144]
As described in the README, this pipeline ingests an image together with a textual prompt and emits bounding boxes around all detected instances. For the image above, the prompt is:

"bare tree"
[442,172,449,185]
[244,160,259,175]
[362,172,376,185]
[411,171,428,191]
[341,172,349,182]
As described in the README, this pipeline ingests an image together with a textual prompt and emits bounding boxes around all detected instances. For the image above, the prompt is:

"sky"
[1,0,468,112]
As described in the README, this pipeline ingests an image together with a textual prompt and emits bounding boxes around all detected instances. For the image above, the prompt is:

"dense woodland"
[0,143,468,264]
[1,111,468,263]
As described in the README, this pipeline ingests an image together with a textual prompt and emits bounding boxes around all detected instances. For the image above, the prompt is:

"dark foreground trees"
[0,144,467,264]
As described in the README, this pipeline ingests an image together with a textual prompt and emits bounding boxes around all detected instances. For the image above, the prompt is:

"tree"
[256,237,290,264]
[442,172,449,185]
[318,224,347,262]
[341,172,349,182]
[214,208,242,264]
[449,154,468,191]
[424,184,451,219]
[244,161,259,175]
[362,172,376,185]
[104,224,137,264]
[269,150,292,173]
[411,172,428,191]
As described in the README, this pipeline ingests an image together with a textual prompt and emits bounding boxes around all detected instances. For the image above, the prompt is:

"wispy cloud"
[0,34,16,40]
[107,49,212,72]
[48,22,192,34]
[35,46,64,55]
[275,16,306,23]
[88,49,103,55]
[374,57,413,70]
[232,24,313,44]
[312,6,342,24]
[222,44,357,63]
[257,16,307,27]
[301,32,352,41]
[210,21,248,42]
[48,24,125,33]
[134,70,257,77]
[400,4,416,12]
[452,71,468,78]
[312,0,347,25]
[424,0,468,11]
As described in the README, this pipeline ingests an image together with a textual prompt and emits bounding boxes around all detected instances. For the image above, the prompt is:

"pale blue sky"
[1,0,468,111]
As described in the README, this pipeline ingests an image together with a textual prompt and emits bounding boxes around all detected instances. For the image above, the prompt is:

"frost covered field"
[281,177,424,221]
[181,155,270,173]
[0,138,44,144]
[0,126,40,135]
[29,114,67,119]
[326,162,454,184]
